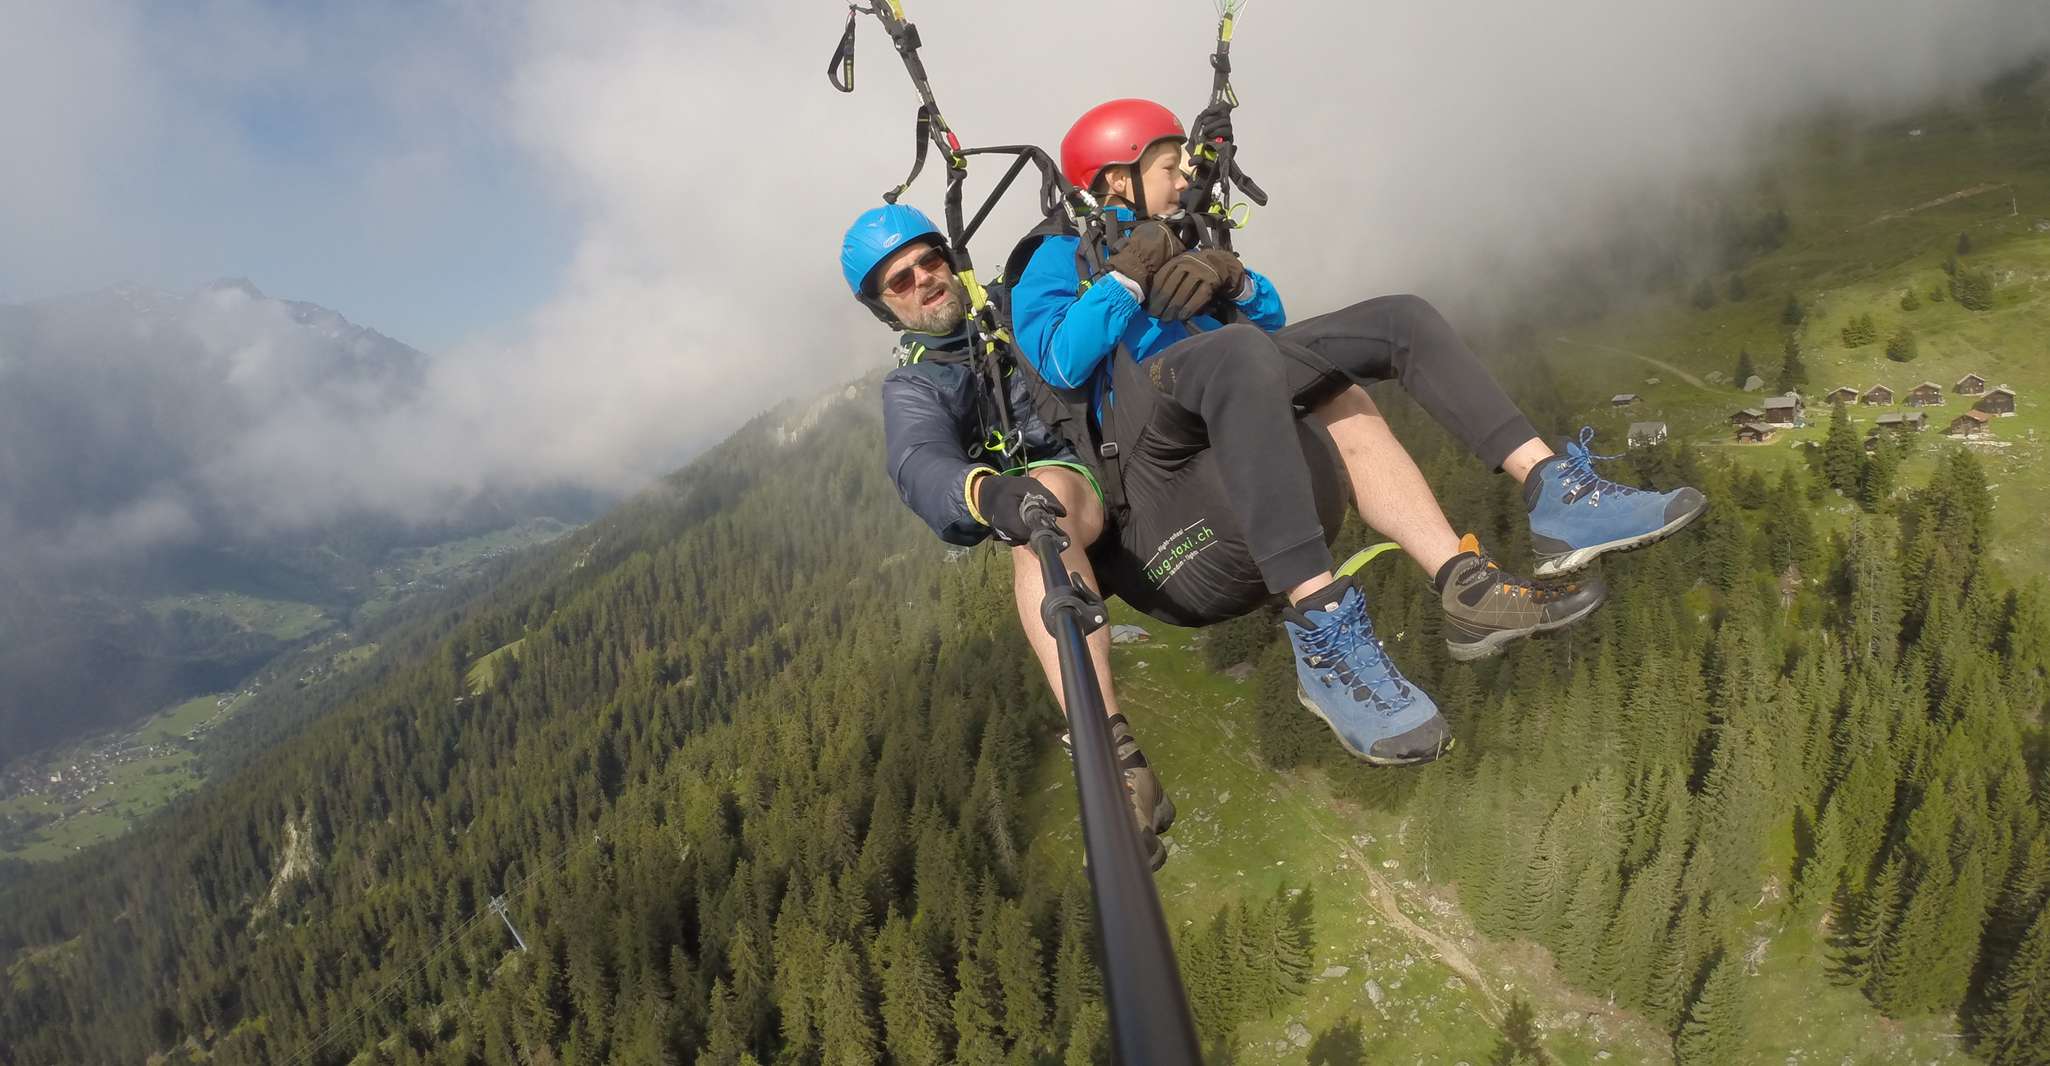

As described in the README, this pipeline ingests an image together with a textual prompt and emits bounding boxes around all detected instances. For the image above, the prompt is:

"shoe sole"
[1532,496,1708,578]
[1057,732,1177,835]
[1443,587,1609,662]
[1295,687,1454,767]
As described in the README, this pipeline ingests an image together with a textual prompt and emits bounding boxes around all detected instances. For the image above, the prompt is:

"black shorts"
[1086,332,1353,628]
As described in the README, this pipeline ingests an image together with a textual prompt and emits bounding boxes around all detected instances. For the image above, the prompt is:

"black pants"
[1090,295,1539,628]
[1273,294,1540,472]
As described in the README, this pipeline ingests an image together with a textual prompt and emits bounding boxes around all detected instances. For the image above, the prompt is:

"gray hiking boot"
[1440,533,1607,661]
[1059,713,1176,870]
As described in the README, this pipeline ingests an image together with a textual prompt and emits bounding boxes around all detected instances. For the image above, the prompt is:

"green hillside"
[1535,91,2050,580]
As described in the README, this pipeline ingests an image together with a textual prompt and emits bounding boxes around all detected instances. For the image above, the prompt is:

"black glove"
[1103,220,1184,293]
[976,474,1066,546]
[1147,249,1246,320]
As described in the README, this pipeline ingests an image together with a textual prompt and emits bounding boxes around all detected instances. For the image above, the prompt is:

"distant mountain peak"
[203,277,267,301]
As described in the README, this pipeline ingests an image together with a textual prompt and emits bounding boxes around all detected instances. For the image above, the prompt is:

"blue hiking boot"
[1527,427,1707,578]
[1281,577,1451,766]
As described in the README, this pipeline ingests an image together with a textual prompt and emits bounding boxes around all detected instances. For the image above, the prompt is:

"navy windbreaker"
[881,326,1075,546]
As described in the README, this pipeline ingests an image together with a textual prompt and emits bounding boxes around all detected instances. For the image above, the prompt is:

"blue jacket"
[1009,209,1286,417]
[881,326,1076,546]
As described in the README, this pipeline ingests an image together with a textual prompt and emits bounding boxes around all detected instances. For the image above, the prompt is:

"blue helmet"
[840,202,947,297]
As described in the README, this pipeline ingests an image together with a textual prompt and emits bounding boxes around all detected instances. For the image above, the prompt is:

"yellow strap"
[1336,542,1403,578]
[963,466,996,525]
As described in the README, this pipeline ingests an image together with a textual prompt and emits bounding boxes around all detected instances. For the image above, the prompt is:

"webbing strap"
[827,9,858,93]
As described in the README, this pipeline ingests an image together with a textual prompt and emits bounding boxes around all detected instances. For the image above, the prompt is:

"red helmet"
[1060,99,1185,192]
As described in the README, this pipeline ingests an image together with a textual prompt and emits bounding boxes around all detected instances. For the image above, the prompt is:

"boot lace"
[1557,426,1638,505]
[1301,594,1415,713]
[1469,546,1578,605]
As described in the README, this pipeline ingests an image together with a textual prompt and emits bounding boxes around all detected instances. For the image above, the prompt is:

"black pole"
[1022,500,1203,1065]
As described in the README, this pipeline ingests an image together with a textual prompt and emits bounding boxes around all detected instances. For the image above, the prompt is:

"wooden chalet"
[1975,385,2017,416]
[1861,384,1894,405]
[1906,381,1945,407]
[1874,411,1927,433]
[1627,421,1668,448]
[1731,407,1765,425]
[1825,385,1860,405]
[1735,422,1776,443]
[1955,372,1987,395]
[1947,410,1993,438]
[1761,394,1803,426]
[1611,393,1640,407]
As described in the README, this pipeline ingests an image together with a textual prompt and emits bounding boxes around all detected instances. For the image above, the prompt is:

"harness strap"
[827,8,858,93]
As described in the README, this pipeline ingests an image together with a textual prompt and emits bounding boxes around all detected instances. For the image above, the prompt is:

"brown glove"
[1147,249,1246,320]
[1103,220,1184,292]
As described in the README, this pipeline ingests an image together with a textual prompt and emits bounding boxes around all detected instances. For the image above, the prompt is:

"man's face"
[875,240,967,334]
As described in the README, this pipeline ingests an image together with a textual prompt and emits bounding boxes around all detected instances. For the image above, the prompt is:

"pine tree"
[1674,955,1747,1064]
[617,991,680,1066]
[1648,896,1709,1029]
[1836,401,1869,498]
[1050,881,1098,1042]
[1836,857,1904,986]
[1859,433,1900,512]
[1735,349,1756,386]
[1601,838,1685,1007]
[1953,268,1995,311]
[1971,907,2050,1064]
[874,918,950,1066]
[952,951,1005,1066]
[1692,279,1718,310]
[992,902,1049,1054]
[1782,294,1806,326]
[1885,327,1918,363]
[700,979,748,1066]
[1957,231,1973,255]
[1258,883,1315,1005]
[1488,997,1546,1065]
[1845,313,1877,348]
[1982,836,2050,983]
[1762,467,1821,577]
[816,942,879,1066]
[1794,803,1847,918]
[1900,288,1921,312]
[1778,333,1809,392]
[1063,1002,1108,1066]
[1872,851,1989,1016]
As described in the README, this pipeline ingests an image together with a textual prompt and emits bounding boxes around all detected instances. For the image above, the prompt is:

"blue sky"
[1,0,574,352]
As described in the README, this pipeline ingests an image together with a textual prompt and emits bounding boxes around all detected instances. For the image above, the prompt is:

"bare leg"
[1312,384,1463,576]
[1007,467,1122,719]
[1286,571,1339,605]
[1501,437,1555,484]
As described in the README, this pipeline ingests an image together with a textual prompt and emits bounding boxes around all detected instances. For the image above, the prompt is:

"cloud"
[454,0,2046,494]
[3,0,2048,561]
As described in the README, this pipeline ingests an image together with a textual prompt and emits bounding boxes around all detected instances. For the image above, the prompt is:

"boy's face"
[1108,140,1190,217]
[875,240,967,334]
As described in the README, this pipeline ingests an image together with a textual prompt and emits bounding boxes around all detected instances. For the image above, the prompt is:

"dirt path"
[1551,336,1715,392]
[1861,182,2011,228]
[1298,816,1506,1023]
[1174,697,1505,1020]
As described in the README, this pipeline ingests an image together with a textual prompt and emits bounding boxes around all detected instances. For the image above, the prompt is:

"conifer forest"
[2,363,2047,1064]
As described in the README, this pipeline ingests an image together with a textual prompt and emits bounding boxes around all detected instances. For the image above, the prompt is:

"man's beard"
[899,278,968,334]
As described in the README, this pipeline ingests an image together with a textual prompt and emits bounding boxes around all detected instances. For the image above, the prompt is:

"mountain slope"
[0,280,593,760]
